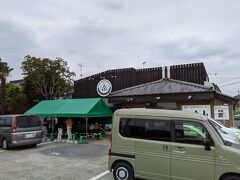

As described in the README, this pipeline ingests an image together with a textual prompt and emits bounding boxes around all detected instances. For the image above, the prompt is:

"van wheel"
[223,175,240,180]
[2,139,8,150]
[113,162,133,180]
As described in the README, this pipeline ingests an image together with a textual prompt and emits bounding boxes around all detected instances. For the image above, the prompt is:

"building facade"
[73,62,208,98]
[73,62,237,127]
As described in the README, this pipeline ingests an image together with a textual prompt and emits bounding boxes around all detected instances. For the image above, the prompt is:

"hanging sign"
[214,105,229,120]
[97,79,112,97]
[182,105,211,117]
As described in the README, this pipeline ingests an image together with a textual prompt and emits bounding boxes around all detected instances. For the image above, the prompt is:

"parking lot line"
[89,170,110,180]
[0,150,5,153]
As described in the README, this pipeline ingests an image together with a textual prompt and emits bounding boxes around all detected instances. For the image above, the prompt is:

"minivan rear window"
[16,116,40,128]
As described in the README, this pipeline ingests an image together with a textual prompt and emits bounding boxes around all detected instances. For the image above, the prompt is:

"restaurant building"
[73,62,237,127]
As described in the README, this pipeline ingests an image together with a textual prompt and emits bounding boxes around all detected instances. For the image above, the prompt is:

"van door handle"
[163,145,169,151]
[173,147,186,153]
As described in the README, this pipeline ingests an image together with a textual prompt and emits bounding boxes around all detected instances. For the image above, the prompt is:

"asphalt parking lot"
[0,142,113,180]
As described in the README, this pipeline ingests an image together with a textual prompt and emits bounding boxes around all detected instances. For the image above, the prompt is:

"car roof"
[114,108,207,121]
[0,114,37,117]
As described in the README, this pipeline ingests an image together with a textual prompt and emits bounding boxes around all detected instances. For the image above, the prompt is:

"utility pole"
[78,63,84,79]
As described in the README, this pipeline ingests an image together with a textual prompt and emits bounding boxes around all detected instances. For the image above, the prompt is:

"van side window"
[119,118,171,142]
[135,119,171,141]
[4,117,12,127]
[174,121,211,145]
[119,118,135,137]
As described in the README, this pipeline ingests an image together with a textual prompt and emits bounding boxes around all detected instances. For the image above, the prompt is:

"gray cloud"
[1,0,240,96]
[0,20,39,78]
[151,39,229,60]
[0,21,37,55]
[95,0,125,10]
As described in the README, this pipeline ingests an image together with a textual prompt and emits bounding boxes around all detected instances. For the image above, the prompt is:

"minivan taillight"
[109,132,112,153]
[12,118,17,133]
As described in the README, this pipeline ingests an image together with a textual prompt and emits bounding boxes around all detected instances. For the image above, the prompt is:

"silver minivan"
[0,115,43,150]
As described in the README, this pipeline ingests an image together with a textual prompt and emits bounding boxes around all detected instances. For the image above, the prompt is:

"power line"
[220,81,240,87]
[210,77,240,80]
[208,73,218,76]
[223,90,239,93]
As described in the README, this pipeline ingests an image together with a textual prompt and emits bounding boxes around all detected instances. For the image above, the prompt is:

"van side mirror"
[202,138,211,151]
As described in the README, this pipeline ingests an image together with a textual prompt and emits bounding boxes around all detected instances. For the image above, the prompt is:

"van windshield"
[16,116,41,128]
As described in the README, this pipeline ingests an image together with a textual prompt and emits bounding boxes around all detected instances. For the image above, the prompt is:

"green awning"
[24,98,113,118]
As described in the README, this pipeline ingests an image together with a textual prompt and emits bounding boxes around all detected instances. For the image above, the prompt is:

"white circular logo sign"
[97,79,112,97]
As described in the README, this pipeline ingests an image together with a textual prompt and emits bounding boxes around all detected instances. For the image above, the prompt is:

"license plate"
[25,133,34,138]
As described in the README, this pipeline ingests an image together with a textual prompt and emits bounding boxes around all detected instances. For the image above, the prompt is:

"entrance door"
[134,118,171,179]
[171,120,215,180]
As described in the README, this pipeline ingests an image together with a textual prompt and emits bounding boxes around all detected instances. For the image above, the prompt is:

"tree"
[5,83,28,114]
[21,55,76,102]
[0,58,13,114]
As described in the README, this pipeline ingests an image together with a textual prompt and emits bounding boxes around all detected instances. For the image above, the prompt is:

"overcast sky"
[1,0,240,96]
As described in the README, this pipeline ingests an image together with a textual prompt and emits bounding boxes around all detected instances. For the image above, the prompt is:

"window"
[135,119,171,141]
[119,118,135,137]
[16,116,40,128]
[174,120,212,145]
[119,118,171,142]
[0,118,4,127]
[4,117,12,127]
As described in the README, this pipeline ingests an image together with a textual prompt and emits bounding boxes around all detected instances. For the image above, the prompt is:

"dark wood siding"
[73,62,208,98]
[170,63,207,85]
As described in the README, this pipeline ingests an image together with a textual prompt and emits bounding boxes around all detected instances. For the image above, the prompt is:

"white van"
[208,118,240,144]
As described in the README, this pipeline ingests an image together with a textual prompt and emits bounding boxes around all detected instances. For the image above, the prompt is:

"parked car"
[0,115,43,150]
[183,124,206,139]
[108,108,240,180]
[208,118,240,144]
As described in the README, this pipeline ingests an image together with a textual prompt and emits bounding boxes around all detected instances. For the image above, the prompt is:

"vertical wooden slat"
[73,63,208,98]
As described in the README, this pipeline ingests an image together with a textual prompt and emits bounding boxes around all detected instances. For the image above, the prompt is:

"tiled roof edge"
[110,78,212,96]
